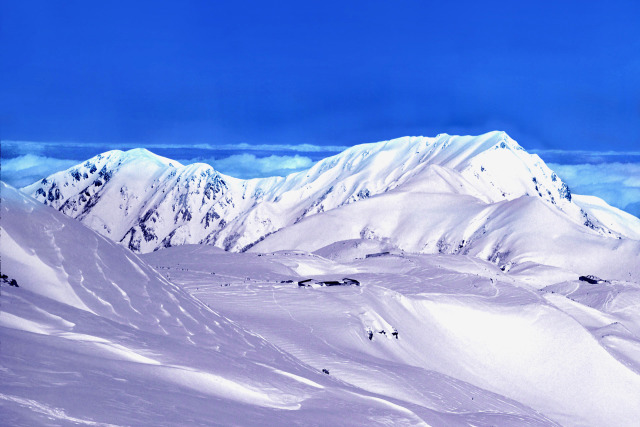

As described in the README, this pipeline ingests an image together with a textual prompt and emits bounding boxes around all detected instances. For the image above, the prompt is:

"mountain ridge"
[21,131,640,260]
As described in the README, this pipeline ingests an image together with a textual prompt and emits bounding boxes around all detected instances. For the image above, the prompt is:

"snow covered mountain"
[21,131,640,271]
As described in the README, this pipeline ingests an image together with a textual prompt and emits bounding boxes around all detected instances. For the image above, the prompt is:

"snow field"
[1,183,466,425]
[145,245,640,426]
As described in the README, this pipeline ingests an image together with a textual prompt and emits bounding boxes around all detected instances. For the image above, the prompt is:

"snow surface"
[3,180,640,425]
[1,183,454,425]
[142,244,640,427]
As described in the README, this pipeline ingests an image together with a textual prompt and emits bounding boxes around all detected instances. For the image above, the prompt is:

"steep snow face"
[22,132,636,254]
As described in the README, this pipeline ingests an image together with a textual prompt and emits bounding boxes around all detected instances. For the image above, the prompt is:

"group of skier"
[367,327,398,341]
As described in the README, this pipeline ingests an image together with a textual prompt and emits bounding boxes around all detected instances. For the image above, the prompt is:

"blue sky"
[1,1,639,216]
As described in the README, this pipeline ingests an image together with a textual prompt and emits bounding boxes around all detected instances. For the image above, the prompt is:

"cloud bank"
[533,149,640,166]
[1,154,78,188]
[184,154,315,179]
[2,140,348,154]
[549,162,640,218]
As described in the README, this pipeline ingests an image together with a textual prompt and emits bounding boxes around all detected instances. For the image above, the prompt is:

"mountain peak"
[117,148,183,168]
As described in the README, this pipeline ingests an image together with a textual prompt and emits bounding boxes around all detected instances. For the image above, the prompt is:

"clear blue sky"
[2,0,639,150]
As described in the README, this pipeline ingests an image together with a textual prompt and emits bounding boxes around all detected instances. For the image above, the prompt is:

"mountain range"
[21,131,640,280]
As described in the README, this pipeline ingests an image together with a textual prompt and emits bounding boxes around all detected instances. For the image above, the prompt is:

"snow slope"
[573,194,640,239]
[143,244,640,427]
[251,185,640,282]
[21,132,639,256]
[2,182,477,426]
[4,178,640,425]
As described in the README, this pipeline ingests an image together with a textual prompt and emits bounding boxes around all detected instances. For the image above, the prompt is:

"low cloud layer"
[533,149,640,165]
[1,154,78,188]
[185,154,315,179]
[2,140,348,154]
[549,162,640,218]
[191,143,349,153]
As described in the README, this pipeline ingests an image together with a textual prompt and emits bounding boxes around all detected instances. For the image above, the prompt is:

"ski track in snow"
[0,394,120,427]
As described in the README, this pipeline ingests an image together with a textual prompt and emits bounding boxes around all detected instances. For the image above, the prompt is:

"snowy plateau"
[2,131,640,426]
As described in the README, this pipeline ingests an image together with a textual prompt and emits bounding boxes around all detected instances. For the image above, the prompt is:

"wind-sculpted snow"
[22,132,640,257]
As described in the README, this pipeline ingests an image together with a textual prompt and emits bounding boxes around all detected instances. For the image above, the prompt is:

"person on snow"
[392,328,398,339]
[367,329,374,340]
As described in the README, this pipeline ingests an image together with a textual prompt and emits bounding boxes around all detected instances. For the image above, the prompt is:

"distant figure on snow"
[392,328,398,339]
[367,329,373,341]
[322,369,330,375]
[378,330,386,335]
